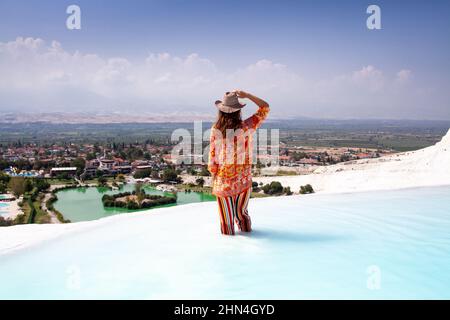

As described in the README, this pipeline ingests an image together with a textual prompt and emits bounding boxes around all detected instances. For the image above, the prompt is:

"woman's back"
[208,91,269,197]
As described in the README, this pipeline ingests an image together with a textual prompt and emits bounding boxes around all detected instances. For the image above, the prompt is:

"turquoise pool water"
[54,184,215,222]
[0,202,8,216]
[1,186,449,299]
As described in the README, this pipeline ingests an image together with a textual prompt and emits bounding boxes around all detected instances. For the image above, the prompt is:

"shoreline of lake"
[53,184,215,222]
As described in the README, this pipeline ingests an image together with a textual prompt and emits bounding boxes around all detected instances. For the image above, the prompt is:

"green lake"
[54,184,216,222]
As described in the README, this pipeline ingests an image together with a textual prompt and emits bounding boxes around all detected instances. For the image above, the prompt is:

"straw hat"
[215,91,246,113]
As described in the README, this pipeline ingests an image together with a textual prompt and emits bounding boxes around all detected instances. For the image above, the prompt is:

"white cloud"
[351,65,385,92]
[395,69,413,84]
[0,37,448,119]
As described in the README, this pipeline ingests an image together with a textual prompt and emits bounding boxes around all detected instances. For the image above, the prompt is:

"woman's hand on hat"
[233,90,249,99]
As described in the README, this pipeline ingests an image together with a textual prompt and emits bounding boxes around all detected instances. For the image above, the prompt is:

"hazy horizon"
[3,111,450,125]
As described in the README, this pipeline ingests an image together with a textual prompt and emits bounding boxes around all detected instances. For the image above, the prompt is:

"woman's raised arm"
[234,90,270,129]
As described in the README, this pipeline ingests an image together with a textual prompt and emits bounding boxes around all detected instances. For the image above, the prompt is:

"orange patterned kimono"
[208,105,270,197]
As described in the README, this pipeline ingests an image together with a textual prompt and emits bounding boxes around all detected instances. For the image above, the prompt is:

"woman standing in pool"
[208,90,270,235]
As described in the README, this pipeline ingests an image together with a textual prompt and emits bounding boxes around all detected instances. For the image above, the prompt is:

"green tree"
[196,177,205,187]
[98,177,107,186]
[0,160,9,171]
[283,186,293,195]
[8,177,27,197]
[0,172,10,185]
[262,181,284,195]
[86,153,96,161]
[33,178,50,192]
[300,184,314,194]
[162,168,179,182]
[151,171,160,179]
[0,181,7,194]
[71,158,86,175]
[133,169,151,179]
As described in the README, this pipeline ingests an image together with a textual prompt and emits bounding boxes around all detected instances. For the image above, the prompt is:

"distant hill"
[0,112,215,124]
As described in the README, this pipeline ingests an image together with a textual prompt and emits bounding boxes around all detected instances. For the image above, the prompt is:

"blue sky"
[0,0,449,119]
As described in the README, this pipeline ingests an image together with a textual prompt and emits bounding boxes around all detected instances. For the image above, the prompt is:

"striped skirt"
[216,187,252,235]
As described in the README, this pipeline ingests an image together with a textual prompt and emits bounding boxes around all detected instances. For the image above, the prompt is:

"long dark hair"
[214,110,242,137]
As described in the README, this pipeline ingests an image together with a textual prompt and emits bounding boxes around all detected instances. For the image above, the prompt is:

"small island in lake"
[101,185,176,210]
